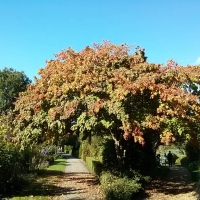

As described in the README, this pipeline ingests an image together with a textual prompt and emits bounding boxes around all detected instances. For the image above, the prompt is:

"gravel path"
[145,165,199,200]
[65,154,90,173]
[44,155,199,200]
[55,154,104,200]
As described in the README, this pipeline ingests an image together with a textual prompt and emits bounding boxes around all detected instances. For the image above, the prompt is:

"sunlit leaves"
[0,68,31,113]
[14,41,200,149]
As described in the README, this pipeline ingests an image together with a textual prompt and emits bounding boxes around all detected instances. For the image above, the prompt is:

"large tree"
[0,68,31,113]
[14,42,200,165]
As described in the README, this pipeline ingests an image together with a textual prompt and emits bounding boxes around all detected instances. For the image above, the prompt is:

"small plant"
[0,142,24,194]
[100,171,141,200]
[175,155,188,166]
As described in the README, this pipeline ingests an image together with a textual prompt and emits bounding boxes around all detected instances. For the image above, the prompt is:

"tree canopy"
[14,42,200,158]
[0,68,31,113]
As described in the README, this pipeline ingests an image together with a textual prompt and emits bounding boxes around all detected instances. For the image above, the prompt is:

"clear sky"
[0,1,200,81]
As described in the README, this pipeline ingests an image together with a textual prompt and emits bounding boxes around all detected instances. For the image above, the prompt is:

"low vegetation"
[1,42,200,198]
[100,171,142,200]
[12,156,66,200]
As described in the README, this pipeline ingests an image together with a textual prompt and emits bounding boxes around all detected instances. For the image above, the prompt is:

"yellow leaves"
[160,131,175,145]
[121,123,144,144]
[80,91,86,98]
[140,88,144,94]
[149,85,154,91]
[159,115,167,122]
[13,41,200,150]
[166,109,174,116]
[94,107,100,113]
[87,99,105,115]
[142,115,160,130]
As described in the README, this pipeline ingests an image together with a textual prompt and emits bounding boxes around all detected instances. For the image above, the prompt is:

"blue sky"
[0,1,200,81]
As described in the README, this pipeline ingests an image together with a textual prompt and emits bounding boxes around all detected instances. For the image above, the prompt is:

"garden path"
[44,155,199,200]
[54,154,104,200]
[145,164,199,200]
[64,154,89,173]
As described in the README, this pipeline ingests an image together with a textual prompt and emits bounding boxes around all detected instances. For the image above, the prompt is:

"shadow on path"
[7,154,103,199]
[58,154,103,199]
[141,164,198,200]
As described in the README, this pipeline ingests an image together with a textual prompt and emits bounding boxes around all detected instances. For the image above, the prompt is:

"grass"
[11,158,66,200]
[47,159,67,171]
[36,158,67,176]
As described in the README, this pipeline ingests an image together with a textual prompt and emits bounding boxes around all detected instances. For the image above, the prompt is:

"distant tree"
[14,42,200,167]
[0,68,31,113]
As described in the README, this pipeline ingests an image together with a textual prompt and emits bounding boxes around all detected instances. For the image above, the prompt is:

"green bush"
[30,153,49,170]
[175,155,188,166]
[81,140,90,161]
[46,144,56,155]
[100,171,142,200]
[46,155,54,165]
[123,169,151,183]
[86,157,103,176]
[101,138,118,169]
[0,142,23,194]
[185,140,199,161]
[188,161,199,171]
[191,171,199,182]
[176,156,200,182]
[80,136,104,162]
[188,161,200,182]
[64,145,73,154]
[22,147,55,171]
[172,153,178,164]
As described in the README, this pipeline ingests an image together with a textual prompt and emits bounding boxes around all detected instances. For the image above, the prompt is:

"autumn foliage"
[14,41,200,160]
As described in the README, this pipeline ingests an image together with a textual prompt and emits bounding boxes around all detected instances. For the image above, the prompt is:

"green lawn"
[12,158,66,200]
[47,158,67,171]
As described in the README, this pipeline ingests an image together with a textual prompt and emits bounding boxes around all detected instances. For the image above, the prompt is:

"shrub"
[172,153,178,164]
[120,168,150,182]
[175,155,188,166]
[100,171,142,200]
[0,142,23,194]
[64,145,73,154]
[188,161,199,171]
[30,153,49,170]
[101,138,118,169]
[80,136,104,161]
[47,144,57,155]
[185,140,199,162]
[46,155,54,165]
[23,147,55,171]
[86,157,103,176]
[81,140,91,161]
[188,161,199,182]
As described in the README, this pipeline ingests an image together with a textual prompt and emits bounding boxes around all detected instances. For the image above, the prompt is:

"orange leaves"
[33,104,41,115]
[142,115,161,130]
[160,132,175,145]
[132,126,145,146]
[122,123,144,145]
[48,106,63,120]
[157,84,200,121]
[62,99,79,119]
[13,41,200,149]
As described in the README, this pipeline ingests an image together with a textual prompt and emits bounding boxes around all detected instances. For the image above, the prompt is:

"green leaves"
[0,68,31,113]
[13,41,200,148]
[101,119,114,129]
